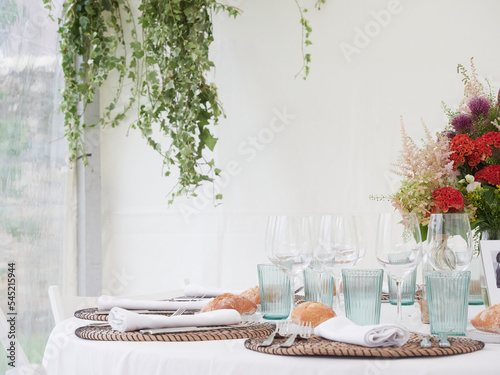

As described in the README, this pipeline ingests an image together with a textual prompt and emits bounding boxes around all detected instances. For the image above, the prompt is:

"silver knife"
[139,324,246,335]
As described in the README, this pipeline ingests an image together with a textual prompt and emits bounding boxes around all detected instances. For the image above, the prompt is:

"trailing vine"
[43,0,239,203]
[135,1,240,203]
[294,0,325,79]
[42,0,325,203]
[43,0,138,163]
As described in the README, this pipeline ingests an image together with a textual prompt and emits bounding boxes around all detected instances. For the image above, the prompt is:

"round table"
[42,304,499,375]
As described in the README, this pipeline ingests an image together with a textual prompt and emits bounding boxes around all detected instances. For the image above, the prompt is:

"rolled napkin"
[184,284,244,298]
[97,295,209,311]
[109,307,241,332]
[314,317,410,347]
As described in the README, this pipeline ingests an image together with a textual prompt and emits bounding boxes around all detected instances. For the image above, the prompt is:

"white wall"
[100,0,500,296]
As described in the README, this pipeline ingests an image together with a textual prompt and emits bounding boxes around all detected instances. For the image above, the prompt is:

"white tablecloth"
[43,304,499,375]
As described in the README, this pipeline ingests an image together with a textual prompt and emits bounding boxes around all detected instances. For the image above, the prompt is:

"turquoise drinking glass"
[303,268,334,307]
[425,270,471,336]
[342,269,383,326]
[258,264,292,320]
[387,268,417,306]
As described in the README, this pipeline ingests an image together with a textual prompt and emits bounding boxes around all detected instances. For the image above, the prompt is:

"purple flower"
[468,97,491,117]
[440,129,456,140]
[451,114,472,133]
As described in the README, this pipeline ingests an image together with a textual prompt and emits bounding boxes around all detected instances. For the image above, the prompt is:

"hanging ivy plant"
[135,1,239,203]
[42,0,325,203]
[43,0,239,203]
[42,0,138,162]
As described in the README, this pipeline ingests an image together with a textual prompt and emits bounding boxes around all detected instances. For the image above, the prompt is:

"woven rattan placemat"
[244,334,484,358]
[75,322,274,342]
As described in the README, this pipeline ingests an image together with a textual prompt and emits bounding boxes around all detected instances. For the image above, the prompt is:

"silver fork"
[300,322,312,340]
[257,322,281,347]
[170,307,186,317]
[170,294,206,317]
[279,322,304,348]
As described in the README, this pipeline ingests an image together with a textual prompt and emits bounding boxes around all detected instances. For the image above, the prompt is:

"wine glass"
[375,212,423,326]
[317,214,360,315]
[426,213,473,271]
[265,215,313,315]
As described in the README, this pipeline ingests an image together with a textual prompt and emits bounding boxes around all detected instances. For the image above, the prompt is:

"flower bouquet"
[376,59,500,242]
[444,60,500,240]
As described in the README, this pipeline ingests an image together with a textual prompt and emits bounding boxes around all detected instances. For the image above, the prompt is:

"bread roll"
[239,286,260,305]
[291,301,336,327]
[471,303,500,334]
[200,293,257,315]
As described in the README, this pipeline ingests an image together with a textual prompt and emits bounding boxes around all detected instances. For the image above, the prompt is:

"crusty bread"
[291,301,336,327]
[471,303,500,334]
[200,293,257,315]
[239,286,260,305]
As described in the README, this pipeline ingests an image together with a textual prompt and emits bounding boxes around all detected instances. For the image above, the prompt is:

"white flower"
[466,181,481,192]
[465,174,475,184]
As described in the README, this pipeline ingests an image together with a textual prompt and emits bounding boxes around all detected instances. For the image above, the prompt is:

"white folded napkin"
[109,307,242,332]
[184,284,244,298]
[314,317,410,347]
[97,295,209,311]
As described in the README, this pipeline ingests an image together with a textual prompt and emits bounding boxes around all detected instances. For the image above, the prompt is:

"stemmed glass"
[426,213,473,271]
[316,214,360,315]
[266,215,313,315]
[375,212,423,326]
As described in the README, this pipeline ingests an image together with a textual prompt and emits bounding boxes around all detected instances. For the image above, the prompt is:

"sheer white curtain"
[0,0,68,371]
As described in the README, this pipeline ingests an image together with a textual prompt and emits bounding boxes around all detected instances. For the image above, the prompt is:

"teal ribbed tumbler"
[303,268,334,307]
[258,264,291,320]
[426,270,471,336]
[387,268,417,306]
[342,269,383,326]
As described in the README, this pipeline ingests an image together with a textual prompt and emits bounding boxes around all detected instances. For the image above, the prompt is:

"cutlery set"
[139,324,248,335]
[257,321,313,348]
[410,328,454,348]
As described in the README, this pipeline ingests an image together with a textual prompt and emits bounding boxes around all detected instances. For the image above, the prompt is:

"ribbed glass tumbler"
[257,264,291,320]
[387,268,417,306]
[342,269,383,326]
[303,268,334,307]
[425,270,471,336]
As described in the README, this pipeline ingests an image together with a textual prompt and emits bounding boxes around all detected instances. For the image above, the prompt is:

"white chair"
[1,307,46,375]
[48,283,188,325]
[48,285,98,325]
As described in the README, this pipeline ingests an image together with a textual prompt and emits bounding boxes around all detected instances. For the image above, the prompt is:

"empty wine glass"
[317,214,360,315]
[426,213,473,271]
[375,212,423,326]
[266,215,313,315]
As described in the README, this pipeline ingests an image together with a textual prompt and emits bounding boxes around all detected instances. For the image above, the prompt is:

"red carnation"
[432,187,464,213]
[474,165,500,186]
